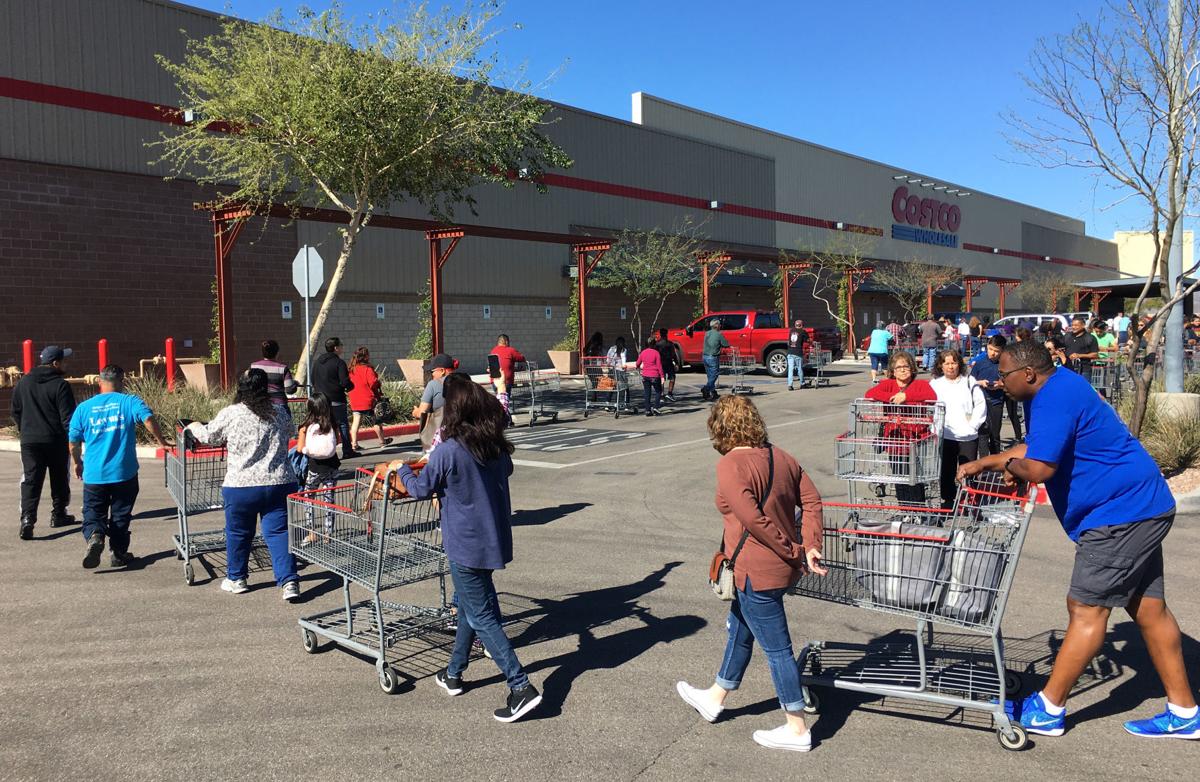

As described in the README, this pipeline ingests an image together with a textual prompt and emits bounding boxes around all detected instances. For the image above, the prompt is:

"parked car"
[991,312,1093,332]
[667,310,843,377]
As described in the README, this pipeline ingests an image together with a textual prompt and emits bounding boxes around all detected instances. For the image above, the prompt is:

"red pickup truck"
[667,311,843,377]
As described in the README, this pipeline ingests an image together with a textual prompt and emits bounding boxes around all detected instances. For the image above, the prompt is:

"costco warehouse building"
[0,0,1121,379]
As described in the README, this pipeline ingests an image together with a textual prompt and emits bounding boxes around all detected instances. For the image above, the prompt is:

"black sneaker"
[82,533,105,569]
[436,668,464,696]
[19,522,34,541]
[493,684,542,723]
[110,550,137,568]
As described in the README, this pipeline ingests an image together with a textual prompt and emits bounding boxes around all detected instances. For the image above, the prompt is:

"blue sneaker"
[1123,708,1200,739]
[1019,693,1065,736]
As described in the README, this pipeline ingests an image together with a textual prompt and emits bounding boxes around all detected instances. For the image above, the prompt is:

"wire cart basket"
[165,426,262,585]
[719,348,755,394]
[836,400,945,506]
[288,467,450,693]
[804,347,833,388]
[1086,361,1122,403]
[508,361,561,426]
[790,472,1039,750]
[582,356,639,418]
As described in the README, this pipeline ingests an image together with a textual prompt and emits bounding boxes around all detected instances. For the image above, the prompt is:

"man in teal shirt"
[866,321,894,383]
[701,318,730,401]
[69,365,169,569]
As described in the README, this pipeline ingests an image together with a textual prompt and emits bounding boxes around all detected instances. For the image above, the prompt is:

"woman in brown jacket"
[677,395,827,752]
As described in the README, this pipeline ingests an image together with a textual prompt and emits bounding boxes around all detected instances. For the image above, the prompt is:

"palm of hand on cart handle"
[889,391,907,404]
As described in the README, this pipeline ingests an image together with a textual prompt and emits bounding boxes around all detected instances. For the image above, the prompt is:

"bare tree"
[1019,269,1078,313]
[1007,0,1200,435]
[795,229,879,358]
[869,259,960,321]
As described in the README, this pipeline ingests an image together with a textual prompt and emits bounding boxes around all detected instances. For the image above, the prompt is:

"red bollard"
[22,339,33,373]
[165,337,176,392]
[97,338,108,373]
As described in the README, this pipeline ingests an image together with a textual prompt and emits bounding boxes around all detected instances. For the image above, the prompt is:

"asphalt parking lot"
[2,363,1197,781]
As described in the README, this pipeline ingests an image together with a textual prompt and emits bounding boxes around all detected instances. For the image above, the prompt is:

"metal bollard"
[22,339,33,373]
[165,337,176,392]
[98,338,108,372]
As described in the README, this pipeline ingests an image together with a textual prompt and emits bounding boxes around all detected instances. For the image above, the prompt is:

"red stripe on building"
[0,76,1105,271]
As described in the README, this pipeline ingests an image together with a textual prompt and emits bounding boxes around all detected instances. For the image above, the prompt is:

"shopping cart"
[719,348,755,394]
[289,467,450,693]
[508,361,561,426]
[582,356,638,418]
[836,400,945,506]
[165,426,261,585]
[791,472,1039,750]
[1087,361,1122,403]
[804,347,833,388]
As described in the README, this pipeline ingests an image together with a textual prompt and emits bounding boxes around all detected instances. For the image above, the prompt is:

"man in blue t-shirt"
[68,365,169,569]
[959,341,1196,740]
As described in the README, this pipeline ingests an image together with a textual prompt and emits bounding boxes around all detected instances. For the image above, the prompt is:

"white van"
[992,312,1094,331]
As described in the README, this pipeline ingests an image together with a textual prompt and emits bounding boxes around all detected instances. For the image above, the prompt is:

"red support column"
[778,261,810,323]
[212,213,246,389]
[845,267,873,356]
[97,338,108,373]
[22,339,33,373]
[926,283,934,319]
[165,337,177,392]
[425,229,464,357]
[574,242,610,357]
[1073,289,1084,311]
[962,276,989,314]
[699,253,731,314]
[996,280,1021,318]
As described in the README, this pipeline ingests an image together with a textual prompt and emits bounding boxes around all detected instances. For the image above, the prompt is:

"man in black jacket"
[11,346,78,539]
[312,337,356,458]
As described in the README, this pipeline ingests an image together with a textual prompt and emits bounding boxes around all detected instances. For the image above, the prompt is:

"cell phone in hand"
[487,354,501,379]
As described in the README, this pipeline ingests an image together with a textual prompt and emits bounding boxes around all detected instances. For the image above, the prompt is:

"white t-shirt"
[958,321,971,337]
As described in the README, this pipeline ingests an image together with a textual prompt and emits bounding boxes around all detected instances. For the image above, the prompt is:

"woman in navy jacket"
[397,373,541,723]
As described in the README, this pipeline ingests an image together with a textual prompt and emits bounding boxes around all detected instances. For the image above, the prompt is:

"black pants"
[331,403,353,457]
[20,440,71,522]
[980,400,1024,457]
[82,477,140,554]
[642,377,662,412]
[941,438,978,509]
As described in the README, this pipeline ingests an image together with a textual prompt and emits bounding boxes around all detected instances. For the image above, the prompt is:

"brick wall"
[0,157,295,377]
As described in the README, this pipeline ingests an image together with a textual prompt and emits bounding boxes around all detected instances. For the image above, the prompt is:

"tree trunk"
[1126,316,1169,438]
[294,209,364,386]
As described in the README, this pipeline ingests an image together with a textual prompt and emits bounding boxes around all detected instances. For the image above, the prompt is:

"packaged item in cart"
[853,516,951,608]
[938,529,1006,623]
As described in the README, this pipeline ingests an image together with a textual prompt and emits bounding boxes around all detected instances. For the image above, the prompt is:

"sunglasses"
[997,365,1031,380]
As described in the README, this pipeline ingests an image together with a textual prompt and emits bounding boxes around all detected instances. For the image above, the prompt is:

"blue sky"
[190,0,1145,240]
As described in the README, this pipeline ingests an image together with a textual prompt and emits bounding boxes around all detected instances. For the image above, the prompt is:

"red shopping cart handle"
[829,527,951,544]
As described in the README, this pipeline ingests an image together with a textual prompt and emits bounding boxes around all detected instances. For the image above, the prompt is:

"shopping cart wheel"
[1004,670,1023,697]
[301,628,319,654]
[378,665,401,694]
[183,562,194,585]
[802,689,820,715]
[996,724,1028,751]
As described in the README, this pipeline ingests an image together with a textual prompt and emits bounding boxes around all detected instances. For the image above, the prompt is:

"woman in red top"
[635,336,665,416]
[347,346,392,451]
[864,350,937,504]
[489,334,526,388]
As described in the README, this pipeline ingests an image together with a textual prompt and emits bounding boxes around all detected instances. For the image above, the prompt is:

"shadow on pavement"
[511,502,591,527]
[91,548,176,574]
[498,561,706,719]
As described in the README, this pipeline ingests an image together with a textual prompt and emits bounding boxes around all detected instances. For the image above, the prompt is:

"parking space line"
[511,411,843,469]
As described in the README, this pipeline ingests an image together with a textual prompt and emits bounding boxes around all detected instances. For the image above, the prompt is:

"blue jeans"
[786,354,805,387]
[716,577,805,712]
[923,346,937,369]
[82,476,139,553]
[448,561,529,690]
[702,355,720,395]
[222,482,298,584]
[643,377,662,410]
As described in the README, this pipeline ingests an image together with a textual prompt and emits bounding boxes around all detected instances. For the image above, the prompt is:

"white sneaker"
[220,577,249,594]
[752,724,812,752]
[281,581,301,602]
[676,681,722,723]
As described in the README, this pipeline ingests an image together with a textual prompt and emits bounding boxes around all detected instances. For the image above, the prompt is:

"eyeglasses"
[894,365,914,373]
[998,365,1031,380]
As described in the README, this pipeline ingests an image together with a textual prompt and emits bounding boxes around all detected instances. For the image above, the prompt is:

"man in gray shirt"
[413,353,455,450]
[701,319,730,401]
[919,316,940,371]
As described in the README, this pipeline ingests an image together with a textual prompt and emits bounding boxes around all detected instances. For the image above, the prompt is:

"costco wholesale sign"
[890,186,962,248]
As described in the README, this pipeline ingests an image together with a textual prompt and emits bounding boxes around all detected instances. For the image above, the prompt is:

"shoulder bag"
[709,447,775,601]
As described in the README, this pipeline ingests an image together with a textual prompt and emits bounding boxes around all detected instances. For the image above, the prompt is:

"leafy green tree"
[153,2,571,383]
[587,220,709,345]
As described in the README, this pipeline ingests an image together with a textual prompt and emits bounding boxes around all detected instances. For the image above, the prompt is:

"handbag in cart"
[937,529,1006,624]
[709,448,774,601]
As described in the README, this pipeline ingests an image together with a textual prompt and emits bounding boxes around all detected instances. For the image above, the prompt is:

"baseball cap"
[426,353,456,370]
[39,346,72,364]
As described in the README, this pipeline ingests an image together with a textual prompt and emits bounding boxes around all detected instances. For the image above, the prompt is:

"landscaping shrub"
[124,375,232,444]
[1118,388,1200,476]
